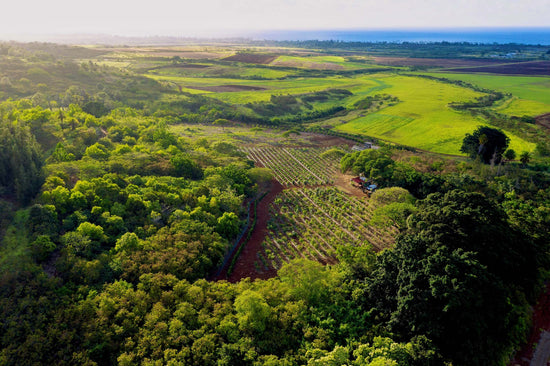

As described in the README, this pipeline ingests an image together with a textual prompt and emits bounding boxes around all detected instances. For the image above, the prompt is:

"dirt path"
[531,332,550,366]
[509,283,550,366]
[214,179,284,283]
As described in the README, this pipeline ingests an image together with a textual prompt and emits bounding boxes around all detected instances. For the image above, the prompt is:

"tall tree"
[461,126,509,164]
[0,120,43,204]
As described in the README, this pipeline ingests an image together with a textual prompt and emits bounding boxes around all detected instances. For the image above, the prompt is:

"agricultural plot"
[242,147,341,186]
[256,187,397,272]
[418,72,550,110]
[336,74,536,154]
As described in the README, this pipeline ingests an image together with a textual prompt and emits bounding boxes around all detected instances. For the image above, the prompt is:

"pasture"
[419,72,550,115]
[336,75,536,154]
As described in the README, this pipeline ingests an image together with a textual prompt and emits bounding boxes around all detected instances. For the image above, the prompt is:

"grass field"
[418,72,550,116]
[271,55,381,70]
[149,65,293,79]
[335,75,536,154]
[494,97,550,117]
[148,75,366,103]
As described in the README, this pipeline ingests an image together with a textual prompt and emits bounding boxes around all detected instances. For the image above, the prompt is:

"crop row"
[242,147,340,186]
[255,187,398,272]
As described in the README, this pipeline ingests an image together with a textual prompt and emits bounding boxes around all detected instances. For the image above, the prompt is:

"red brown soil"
[307,133,356,148]
[536,113,550,130]
[185,84,267,92]
[333,173,370,199]
[509,283,550,366]
[214,179,284,283]
[372,56,515,68]
[445,61,550,76]
[223,54,278,64]
[272,60,344,70]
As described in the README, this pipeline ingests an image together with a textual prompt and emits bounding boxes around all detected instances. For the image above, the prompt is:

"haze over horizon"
[2,0,550,39]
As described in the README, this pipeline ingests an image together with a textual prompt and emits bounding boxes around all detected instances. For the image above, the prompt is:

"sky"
[1,0,549,37]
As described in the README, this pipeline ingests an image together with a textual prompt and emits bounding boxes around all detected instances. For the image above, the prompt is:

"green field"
[335,75,536,154]
[149,74,371,103]
[494,97,550,117]
[139,52,542,155]
[272,55,381,70]
[148,65,293,79]
[418,72,550,116]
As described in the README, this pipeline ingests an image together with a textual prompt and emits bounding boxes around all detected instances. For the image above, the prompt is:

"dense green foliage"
[0,118,43,204]
[461,126,510,164]
[0,41,549,366]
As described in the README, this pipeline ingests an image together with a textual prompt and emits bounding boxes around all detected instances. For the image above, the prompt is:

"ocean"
[251,28,550,45]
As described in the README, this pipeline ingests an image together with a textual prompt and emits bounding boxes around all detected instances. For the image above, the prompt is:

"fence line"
[215,201,252,277]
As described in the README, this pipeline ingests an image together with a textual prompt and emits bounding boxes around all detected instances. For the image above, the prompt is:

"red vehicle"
[351,177,377,196]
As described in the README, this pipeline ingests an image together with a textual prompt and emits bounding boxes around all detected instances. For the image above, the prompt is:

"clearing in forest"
[254,187,398,273]
[242,146,342,186]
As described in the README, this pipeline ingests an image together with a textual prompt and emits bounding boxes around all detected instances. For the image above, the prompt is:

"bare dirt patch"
[445,61,550,76]
[536,113,550,130]
[185,84,267,92]
[223,53,278,64]
[272,60,344,70]
[334,173,370,199]
[307,133,356,148]
[372,56,516,68]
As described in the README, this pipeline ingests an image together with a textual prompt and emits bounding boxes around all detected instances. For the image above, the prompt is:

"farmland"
[242,147,342,186]
[136,52,541,154]
[444,61,550,76]
[334,75,536,154]
[418,72,550,115]
[256,187,398,272]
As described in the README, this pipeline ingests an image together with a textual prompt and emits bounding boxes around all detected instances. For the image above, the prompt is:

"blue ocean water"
[252,28,550,45]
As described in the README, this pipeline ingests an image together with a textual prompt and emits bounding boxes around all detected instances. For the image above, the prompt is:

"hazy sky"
[2,0,549,37]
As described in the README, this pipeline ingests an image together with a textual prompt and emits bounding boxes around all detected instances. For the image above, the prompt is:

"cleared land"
[223,53,278,64]
[243,147,342,186]
[373,56,516,68]
[536,113,550,130]
[256,187,397,273]
[445,61,550,76]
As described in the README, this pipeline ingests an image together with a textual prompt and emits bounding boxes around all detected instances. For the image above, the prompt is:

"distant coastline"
[2,27,550,46]
[251,28,550,45]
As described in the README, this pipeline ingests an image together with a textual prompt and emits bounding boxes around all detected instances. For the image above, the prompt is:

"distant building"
[351,141,379,151]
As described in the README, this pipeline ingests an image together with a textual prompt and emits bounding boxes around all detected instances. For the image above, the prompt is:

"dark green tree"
[0,120,44,204]
[170,154,203,180]
[366,190,538,365]
[520,151,531,166]
[503,149,516,162]
[460,126,509,164]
